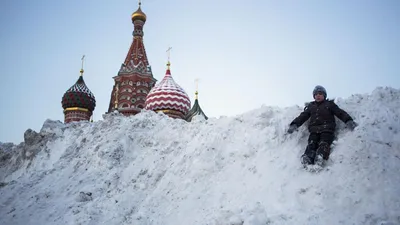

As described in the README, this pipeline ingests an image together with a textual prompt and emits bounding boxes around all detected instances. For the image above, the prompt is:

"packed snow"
[0,87,399,225]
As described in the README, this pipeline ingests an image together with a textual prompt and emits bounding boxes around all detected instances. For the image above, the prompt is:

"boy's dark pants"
[303,132,335,163]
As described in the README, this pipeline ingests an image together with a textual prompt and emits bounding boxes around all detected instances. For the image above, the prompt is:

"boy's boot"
[301,143,317,166]
[314,154,324,167]
[315,142,330,166]
[301,154,313,166]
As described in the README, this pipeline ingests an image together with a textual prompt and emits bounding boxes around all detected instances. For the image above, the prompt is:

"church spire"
[185,79,208,122]
[121,0,151,70]
[107,1,157,115]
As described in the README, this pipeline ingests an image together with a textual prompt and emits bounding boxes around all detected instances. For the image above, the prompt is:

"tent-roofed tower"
[186,88,208,122]
[61,56,96,123]
[107,1,157,116]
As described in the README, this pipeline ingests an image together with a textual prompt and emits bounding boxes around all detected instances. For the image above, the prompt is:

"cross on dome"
[80,55,85,76]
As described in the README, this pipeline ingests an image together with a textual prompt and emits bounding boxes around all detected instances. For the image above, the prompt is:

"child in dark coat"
[287,85,357,166]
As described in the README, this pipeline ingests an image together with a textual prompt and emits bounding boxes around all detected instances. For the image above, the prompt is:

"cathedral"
[61,2,207,123]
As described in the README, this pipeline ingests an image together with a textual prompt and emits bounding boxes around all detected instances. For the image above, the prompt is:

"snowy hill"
[1,87,399,225]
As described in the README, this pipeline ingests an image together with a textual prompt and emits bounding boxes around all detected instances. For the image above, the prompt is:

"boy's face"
[314,92,325,102]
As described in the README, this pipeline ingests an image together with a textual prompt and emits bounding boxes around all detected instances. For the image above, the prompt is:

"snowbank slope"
[1,87,399,225]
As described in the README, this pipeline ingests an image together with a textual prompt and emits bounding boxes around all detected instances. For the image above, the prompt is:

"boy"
[287,85,357,166]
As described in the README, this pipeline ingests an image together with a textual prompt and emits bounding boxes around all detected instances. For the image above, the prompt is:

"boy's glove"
[346,120,357,130]
[287,124,298,134]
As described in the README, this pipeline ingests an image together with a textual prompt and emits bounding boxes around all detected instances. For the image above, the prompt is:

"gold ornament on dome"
[131,0,146,22]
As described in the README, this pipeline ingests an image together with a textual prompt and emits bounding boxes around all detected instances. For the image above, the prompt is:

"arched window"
[120,95,131,100]
[121,103,129,108]
[122,88,133,93]
[137,89,148,94]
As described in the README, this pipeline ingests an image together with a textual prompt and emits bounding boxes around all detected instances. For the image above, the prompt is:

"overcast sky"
[1,0,399,143]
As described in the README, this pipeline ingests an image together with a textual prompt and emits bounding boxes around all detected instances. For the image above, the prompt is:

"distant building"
[74,1,208,121]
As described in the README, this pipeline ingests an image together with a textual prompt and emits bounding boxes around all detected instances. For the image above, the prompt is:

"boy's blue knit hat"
[313,85,327,99]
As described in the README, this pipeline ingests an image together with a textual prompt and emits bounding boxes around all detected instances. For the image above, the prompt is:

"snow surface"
[1,87,399,225]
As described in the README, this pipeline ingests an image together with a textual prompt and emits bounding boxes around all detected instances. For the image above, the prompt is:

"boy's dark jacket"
[290,99,353,133]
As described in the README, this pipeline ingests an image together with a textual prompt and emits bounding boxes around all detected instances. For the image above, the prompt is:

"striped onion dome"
[62,75,96,112]
[144,62,191,118]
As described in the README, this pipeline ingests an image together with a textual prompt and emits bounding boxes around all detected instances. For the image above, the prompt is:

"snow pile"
[0,87,399,225]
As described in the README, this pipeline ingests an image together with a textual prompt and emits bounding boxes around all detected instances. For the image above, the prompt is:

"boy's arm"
[330,102,353,123]
[290,106,311,127]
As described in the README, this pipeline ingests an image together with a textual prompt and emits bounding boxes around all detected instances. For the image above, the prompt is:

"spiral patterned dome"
[144,64,191,117]
[62,75,96,112]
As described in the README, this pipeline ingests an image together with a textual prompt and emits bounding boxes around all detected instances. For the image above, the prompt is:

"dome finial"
[195,79,199,100]
[166,46,172,70]
[132,0,147,22]
[167,61,171,70]
[80,55,85,76]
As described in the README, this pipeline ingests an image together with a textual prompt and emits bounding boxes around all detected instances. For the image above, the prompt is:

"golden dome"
[131,4,146,22]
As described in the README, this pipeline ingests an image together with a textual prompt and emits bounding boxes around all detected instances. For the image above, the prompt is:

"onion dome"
[186,91,208,122]
[62,73,96,112]
[144,62,191,118]
[131,2,146,22]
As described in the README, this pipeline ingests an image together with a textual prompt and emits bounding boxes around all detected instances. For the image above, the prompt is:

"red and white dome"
[144,63,191,119]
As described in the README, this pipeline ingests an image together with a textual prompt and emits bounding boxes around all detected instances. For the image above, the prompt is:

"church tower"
[107,1,157,115]
[61,56,96,123]
[185,89,208,122]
